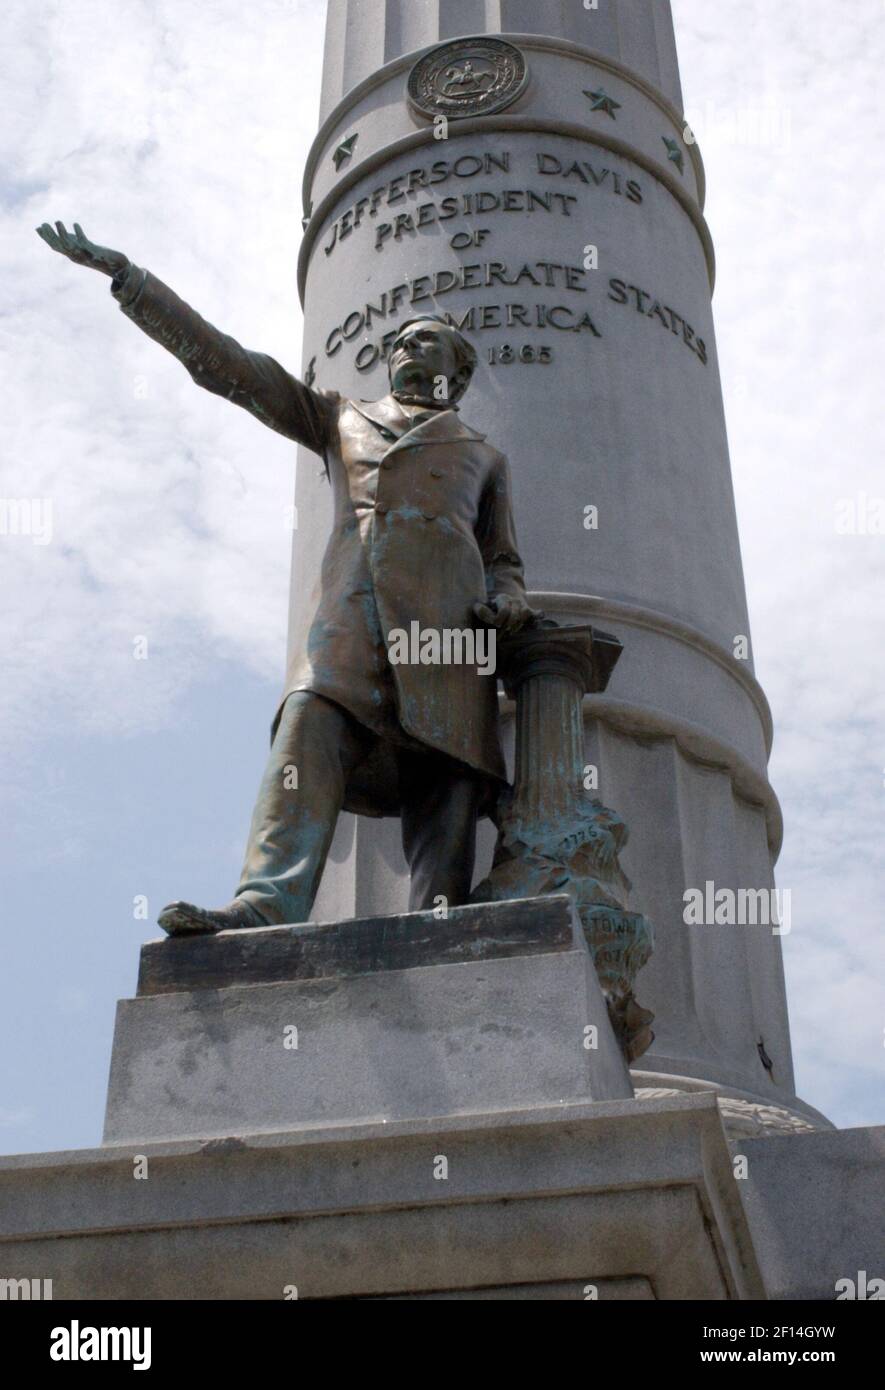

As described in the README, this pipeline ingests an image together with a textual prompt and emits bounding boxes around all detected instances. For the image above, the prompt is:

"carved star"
[333,135,358,171]
[662,136,684,174]
[583,87,621,119]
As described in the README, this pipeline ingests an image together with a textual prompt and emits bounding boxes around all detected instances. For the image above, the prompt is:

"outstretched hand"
[36,221,128,278]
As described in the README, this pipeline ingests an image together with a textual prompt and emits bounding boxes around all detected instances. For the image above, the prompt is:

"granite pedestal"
[2,896,880,1299]
[1,1094,766,1300]
[104,896,632,1144]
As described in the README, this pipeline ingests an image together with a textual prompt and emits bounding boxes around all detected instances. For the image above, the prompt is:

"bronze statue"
[37,221,535,934]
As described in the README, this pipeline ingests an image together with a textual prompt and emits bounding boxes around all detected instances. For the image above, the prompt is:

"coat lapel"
[350,398,407,437]
[350,396,486,458]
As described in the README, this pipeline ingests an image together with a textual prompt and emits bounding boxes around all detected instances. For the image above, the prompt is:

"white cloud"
[673,0,885,1124]
[1,0,326,755]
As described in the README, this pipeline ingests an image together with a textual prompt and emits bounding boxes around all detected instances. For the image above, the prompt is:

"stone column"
[290,0,829,1128]
[505,624,616,829]
[471,622,654,1062]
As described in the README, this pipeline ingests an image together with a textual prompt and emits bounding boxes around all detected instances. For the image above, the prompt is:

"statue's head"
[388,316,477,405]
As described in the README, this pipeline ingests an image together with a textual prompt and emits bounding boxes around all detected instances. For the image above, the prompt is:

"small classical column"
[506,624,620,831]
[472,622,655,1062]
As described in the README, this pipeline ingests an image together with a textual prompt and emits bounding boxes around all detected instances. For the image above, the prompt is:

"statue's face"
[389,320,460,398]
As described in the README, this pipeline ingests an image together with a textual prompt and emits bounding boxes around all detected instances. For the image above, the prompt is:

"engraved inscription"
[323,259,599,365]
[320,150,643,259]
[608,278,708,364]
[488,344,554,365]
[351,304,600,373]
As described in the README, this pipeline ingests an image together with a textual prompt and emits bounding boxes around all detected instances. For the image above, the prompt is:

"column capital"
[496,620,623,700]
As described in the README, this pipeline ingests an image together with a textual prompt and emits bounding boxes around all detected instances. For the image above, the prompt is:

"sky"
[1,0,882,1154]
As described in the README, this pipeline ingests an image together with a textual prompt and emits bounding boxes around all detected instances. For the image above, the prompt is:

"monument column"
[290,0,827,1129]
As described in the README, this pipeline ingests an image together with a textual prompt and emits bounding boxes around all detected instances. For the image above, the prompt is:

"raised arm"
[36,221,336,457]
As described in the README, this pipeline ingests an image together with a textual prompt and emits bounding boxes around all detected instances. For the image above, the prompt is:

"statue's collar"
[351,395,486,445]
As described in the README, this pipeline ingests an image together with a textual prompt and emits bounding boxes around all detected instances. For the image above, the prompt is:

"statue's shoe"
[157,899,268,937]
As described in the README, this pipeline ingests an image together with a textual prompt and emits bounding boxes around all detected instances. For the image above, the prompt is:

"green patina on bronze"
[472,623,655,1062]
[36,220,656,1052]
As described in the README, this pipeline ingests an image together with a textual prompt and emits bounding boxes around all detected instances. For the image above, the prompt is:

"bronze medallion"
[407,38,529,120]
